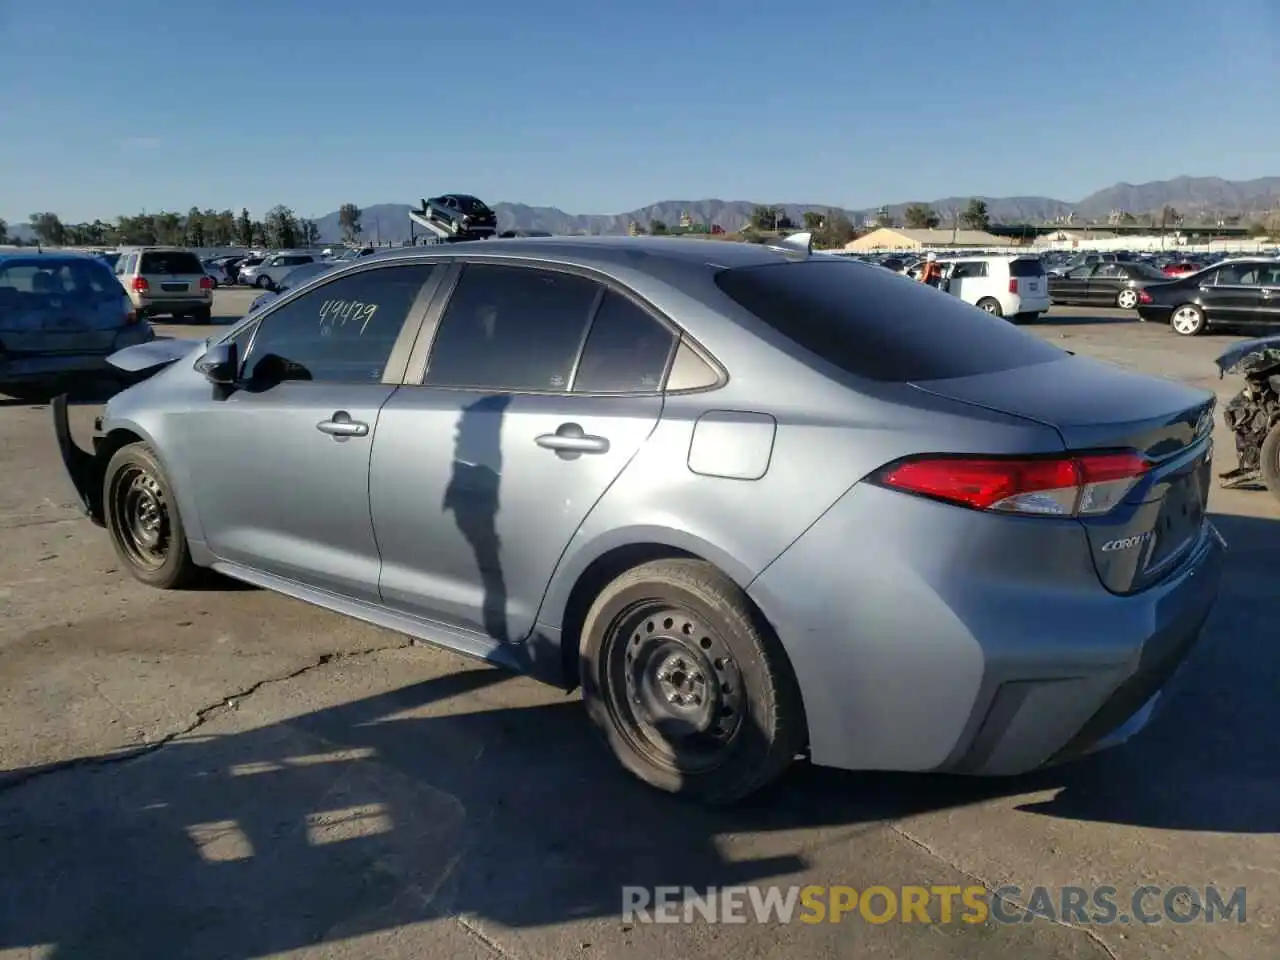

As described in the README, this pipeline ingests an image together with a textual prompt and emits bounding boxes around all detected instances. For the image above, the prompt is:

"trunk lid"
[911,355,1216,594]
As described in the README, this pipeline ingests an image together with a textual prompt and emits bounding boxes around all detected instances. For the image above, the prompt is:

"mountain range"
[8,175,1279,244]
[311,176,1280,244]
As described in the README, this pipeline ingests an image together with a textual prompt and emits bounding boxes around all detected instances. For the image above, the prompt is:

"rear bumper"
[51,394,108,526]
[0,325,153,383]
[748,483,1226,777]
[137,297,210,316]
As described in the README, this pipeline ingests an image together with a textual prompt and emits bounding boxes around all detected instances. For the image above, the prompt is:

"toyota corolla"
[52,236,1224,803]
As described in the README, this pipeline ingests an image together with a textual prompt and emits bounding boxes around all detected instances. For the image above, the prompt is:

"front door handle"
[316,410,369,438]
[536,422,609,458]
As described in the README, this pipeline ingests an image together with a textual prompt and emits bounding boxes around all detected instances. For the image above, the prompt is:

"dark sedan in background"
[1137,258,1280,336]
[1049,261,1174,310]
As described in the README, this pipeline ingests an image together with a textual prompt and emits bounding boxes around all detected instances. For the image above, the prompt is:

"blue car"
[0,253,153,398]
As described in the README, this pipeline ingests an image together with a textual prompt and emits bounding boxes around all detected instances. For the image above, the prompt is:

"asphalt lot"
[1,288,1277,959]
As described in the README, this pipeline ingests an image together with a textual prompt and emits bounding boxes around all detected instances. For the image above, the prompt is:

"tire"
[1170,304,1206,336]
[103,442,201,589]
[976,297,1003,317]
[1011,312,1041,325]
[1116,289,1139,310]
[193,306,213,324]
[579,558,806,804]
[255,275,272,289]
[1261,423,1280,506]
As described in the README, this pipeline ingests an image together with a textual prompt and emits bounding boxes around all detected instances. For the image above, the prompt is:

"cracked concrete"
[1,296,1277,959]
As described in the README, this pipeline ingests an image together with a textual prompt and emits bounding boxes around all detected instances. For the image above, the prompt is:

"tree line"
[0,202,369,249]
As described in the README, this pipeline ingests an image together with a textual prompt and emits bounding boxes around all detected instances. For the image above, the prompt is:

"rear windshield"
[1008,258,1046,277]
[714,259,1065,383]
[0,258,121,313]
[140,251,204,275]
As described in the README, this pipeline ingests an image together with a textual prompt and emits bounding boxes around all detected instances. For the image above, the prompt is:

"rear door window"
[572,290,677,393]
[714,259,1064,383]
[423,264,600,392]
[140,251,203,275]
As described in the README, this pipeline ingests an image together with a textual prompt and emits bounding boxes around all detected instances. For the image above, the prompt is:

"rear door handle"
[536,422,609,458]
[316,410,369,438]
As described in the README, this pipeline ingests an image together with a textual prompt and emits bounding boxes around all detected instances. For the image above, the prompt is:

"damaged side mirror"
[195,341,239,387]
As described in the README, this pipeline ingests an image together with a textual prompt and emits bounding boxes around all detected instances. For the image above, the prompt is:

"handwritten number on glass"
[318,298,379,336]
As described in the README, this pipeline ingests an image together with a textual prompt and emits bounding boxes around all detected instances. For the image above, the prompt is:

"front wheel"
[976,297,1003,317]
[255,275,272,289]
[1117,289,1139,309]
[1261,423,1280,506]
[1170,304,1206,336]
[103,442,201,589]
[580,559,806,804]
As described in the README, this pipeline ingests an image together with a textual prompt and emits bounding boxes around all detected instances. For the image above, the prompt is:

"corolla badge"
[1101,533,1152,552]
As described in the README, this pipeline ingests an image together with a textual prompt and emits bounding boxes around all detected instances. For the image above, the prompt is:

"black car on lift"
[1047,260,1173,310]
[1136,258,1280,336]
[416,194,498,238]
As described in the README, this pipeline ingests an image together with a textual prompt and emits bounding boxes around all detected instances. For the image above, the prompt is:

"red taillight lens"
[873,452,1150,517]
[1008,277,1019,294]
[199,275,214,291]
[131,276,149,292]
[1138,289,1153,304]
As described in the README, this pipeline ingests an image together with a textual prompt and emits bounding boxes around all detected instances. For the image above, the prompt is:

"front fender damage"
[51,394,108,525]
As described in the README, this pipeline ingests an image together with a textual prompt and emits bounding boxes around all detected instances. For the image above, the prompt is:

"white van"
[938,254,1051,323]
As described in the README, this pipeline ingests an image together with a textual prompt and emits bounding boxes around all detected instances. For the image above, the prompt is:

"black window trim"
[221,259,447,386]
[400,256,726,397]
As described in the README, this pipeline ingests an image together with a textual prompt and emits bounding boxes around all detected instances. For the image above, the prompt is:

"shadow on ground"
[1037,313,1139,326]
[0,513,1275,958]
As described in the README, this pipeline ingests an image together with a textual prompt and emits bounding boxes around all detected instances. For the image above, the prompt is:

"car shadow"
[1039,312,1139,326]
[0,513,1274,957]
[0,375,126,407]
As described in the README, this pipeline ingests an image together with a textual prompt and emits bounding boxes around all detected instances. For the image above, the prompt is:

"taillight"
[1138,289,1153,304]
[872,452,1150,517]
[1008,277,1019,294]
[199,275,214,291]
[131,276,149,292]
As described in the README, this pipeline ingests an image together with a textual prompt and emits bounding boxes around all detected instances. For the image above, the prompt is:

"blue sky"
[1,0,1276,222]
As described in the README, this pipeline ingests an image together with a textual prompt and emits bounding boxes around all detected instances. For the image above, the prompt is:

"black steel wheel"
[103,442,201,589]
[581,558,806,803]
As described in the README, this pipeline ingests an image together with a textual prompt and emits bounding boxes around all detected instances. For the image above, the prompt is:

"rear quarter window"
[714,259,1065,383]
[140,251,204,275]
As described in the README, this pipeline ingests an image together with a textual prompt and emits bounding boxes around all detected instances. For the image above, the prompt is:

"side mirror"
[195,341,239,386]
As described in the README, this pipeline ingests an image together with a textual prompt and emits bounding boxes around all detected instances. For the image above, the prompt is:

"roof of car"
[357,235,802,271]
[0,251,104,264]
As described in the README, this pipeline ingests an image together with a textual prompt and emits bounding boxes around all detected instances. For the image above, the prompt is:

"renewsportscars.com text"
[622,884,1247,926]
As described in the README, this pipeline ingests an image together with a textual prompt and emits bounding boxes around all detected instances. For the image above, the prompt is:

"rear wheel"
[1170,304,1206,336]
[1011,312,1041,324]
[193,306,213,324]
[976,297,1003,317]
[103,442,201,589]
[1116,289,1139,309]
[580,559,806,804]
[1261,423,1280,506]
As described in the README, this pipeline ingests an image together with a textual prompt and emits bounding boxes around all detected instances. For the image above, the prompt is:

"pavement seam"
[456,915,522,960]
[0,638,414,796]
[887,822,1121,960]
